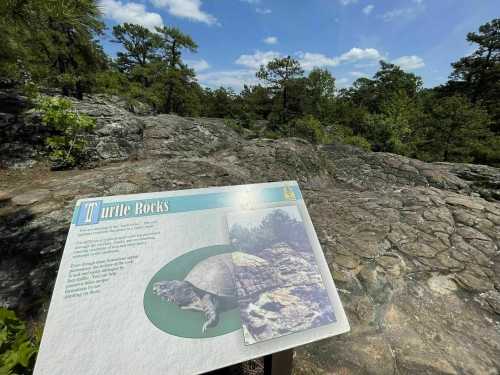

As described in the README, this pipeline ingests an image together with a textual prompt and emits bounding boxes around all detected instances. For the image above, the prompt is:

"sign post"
[264,349,294,375]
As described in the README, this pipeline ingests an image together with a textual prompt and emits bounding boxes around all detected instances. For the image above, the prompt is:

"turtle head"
[153,280,198,307]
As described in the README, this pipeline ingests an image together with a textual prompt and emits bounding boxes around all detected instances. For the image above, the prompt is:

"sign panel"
[34,181,349,375]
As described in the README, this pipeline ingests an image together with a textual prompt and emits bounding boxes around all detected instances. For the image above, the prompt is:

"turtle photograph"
[228,206,336,345]
[152,252,238,333]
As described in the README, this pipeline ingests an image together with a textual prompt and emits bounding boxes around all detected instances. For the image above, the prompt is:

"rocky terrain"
[1,93,500,374]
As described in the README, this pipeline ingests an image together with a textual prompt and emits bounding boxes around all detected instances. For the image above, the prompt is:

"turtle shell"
[184,253,236,298]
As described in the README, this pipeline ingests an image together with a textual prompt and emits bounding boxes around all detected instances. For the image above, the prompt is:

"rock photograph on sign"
[228,206,336,345]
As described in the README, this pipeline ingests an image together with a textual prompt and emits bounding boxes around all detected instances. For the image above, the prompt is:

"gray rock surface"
[1,95,499,374]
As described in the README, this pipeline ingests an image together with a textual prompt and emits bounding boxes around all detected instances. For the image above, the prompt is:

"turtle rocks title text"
[80,199,169,225]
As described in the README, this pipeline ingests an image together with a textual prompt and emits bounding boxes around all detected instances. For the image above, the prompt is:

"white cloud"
[336,78,351,89]
[362,5,374,15]
[198,70,258,90]
[240,0,260,3]
[381,2,425,22]
[186,59,210,72]
[350,71,369,78]
[234,47,382,74]
[381,8,414,21]
[391,55,425,70]
[296,52,339,70]
[100,0,163,30]
[354,61,379,69]
[211,47,385,90]
[150,0,217,25]
[339,47,382,62]
[263,36,278,45]
[295,48,381,70]
[235,50,281,69]
[256,7,272,14]
[339,0,358,5]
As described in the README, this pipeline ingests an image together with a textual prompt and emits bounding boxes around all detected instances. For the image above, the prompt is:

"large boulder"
[0,95,499,374]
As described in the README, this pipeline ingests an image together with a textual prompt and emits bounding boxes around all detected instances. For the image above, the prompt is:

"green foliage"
[36,96,95,168]
[112,23,161,73]
[446,18,500,133]
[256,56,304,124]
[415,95,493,163]
[290,115,330,144]
[0,308,41,375]
[0,0,107,97]
[329,126,372,151]
[109,23,200,115]
[305,68,336,122]
[223,118,244,135]
[1,6,499,169]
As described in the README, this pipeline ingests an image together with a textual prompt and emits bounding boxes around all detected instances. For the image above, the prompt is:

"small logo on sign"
[283,185,296,201]
[76,200,102,226]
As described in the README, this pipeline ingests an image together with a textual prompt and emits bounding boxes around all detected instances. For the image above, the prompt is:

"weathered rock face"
[0,91,240,169]
[0,95,499,374]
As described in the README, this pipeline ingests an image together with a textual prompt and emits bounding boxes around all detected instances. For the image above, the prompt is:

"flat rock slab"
[11,189,51,206]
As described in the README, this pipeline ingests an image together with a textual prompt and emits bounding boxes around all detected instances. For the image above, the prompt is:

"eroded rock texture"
[0,97,499,374]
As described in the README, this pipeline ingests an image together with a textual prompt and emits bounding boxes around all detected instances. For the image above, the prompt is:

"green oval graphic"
[144,245,241,338]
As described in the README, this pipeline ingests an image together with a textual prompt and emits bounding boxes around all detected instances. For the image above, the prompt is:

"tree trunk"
[471,47,493,103]
[165,83,174,114]
[283,84,288,126]
[165,40,177,114]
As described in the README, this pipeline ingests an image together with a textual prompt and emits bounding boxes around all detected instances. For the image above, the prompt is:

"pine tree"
[448,19,500,132]
[256,56,304,125]
[155,26,198,113]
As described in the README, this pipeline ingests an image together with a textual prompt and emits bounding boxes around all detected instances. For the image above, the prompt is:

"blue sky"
[99,0,498,91]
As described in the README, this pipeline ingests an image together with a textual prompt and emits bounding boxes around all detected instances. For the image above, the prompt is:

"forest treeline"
[1,1,499,166]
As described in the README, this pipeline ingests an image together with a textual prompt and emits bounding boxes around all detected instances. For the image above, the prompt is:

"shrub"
[0,308,41,375]
[329,125,372,151]
[224,118,245,135]
[36,96,95,169]
[342,134,372,150]
[290,115,330,144]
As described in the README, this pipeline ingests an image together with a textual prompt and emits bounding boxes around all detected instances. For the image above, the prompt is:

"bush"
[342,135,372,150]
[0,308,41,375]
[224,118,245,135]
[290,115,330,144]
[36,96,95,169]
[329,125,372,150]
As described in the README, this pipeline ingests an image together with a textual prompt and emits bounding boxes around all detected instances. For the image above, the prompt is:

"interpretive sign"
[34,181,349,374]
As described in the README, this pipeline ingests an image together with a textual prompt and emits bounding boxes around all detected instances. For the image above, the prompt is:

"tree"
[155,26,198,113]
[239,84,273,120]
[447,18,500,132]
[290,115,329,144]
[112,23,160,74]
[201,87,239,118]
[110,23,201,115]
[36,96,96,168]
[256,56,304,124]
[374,61,422,99]
[0,0,107,96]
[305,68,336,121]
[420,95,492,162]
[337,61,424,153]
